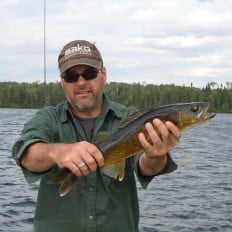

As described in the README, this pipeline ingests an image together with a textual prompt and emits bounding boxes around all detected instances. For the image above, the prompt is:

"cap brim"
[60,58,102,74]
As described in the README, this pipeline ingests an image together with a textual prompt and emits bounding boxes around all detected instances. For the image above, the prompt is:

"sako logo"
[65,44,92,58]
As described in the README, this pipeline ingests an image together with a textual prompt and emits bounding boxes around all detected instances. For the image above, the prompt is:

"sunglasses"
[62,68,99,83]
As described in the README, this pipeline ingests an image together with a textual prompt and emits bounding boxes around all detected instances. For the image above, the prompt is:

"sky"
[0,0,231,88]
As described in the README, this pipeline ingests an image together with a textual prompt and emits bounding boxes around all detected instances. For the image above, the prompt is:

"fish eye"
[191,105,199,112]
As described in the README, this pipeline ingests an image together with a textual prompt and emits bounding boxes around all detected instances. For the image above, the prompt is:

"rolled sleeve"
[12,109,56,184]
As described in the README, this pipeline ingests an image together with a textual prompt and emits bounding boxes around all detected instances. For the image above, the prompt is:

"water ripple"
[0,109,231,232]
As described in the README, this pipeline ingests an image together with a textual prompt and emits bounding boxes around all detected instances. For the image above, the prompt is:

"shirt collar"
[60,94,122,123]
[102,95,122,119]
[60,101,70,123]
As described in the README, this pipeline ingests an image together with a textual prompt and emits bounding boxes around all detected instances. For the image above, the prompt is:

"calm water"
[0,108,231,232]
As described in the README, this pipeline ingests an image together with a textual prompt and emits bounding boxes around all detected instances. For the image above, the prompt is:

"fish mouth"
[198,105,216,121]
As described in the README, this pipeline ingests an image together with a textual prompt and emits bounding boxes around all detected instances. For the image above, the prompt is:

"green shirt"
[12,96,177,232]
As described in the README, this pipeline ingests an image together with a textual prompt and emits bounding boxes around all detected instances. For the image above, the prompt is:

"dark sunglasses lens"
[63,72,78,83]
[83,69,98,80]
[63,68,99,83]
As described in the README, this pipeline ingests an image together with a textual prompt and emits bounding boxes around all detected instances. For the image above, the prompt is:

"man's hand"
[50,141,104,177]
[21,141,104,177]
[138,118,181,176]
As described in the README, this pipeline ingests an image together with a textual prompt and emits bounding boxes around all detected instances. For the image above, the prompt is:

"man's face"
[61,65,107,117]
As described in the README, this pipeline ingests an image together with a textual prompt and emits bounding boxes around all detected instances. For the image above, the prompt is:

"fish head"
[176,102,216,130]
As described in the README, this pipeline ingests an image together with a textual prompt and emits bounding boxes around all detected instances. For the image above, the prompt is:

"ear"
[101,67,107,83]
[60,76,64,88]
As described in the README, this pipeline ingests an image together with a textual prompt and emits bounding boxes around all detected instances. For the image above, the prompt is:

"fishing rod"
[43,0,48,106]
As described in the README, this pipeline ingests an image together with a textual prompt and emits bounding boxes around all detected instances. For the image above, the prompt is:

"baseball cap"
[58,40,103,74]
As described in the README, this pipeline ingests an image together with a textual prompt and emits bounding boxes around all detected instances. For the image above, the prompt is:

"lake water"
[0,108,231,232]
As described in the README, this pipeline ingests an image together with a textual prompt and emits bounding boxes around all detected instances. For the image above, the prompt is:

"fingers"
[150,119,169,144]
[58,141,104,177]
[165,121,181,140]
[86,143,105,167]
[66,162,82,177]
[75,161,90,176]
[76,142,104,176]
[150,118,181,143]
[138,118,181,157]
[138,132,150,150]
[77,152,100,175]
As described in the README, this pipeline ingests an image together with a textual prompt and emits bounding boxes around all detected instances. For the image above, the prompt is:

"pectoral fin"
[101,159,126,181]
[93,131,110,145]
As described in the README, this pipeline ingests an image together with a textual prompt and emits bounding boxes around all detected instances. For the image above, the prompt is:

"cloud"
[0,0,232,87]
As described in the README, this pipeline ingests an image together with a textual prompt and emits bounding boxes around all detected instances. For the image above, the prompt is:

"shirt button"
[88,215,94,220]
[88,187,94,192]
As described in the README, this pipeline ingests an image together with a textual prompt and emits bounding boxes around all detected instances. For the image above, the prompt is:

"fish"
[50,102,216,196]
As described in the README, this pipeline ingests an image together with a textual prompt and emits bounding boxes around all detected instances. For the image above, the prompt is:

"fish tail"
[50,168,71,183]
[59,173,77,197]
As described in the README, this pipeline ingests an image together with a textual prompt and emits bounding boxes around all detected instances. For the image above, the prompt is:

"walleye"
[50,102,215,196]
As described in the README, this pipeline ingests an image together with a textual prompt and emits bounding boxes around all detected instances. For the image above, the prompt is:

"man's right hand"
[21,142,104,177]
[49,141,104,177]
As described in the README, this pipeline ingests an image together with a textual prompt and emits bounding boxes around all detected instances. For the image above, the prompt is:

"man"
[12,40,180,232]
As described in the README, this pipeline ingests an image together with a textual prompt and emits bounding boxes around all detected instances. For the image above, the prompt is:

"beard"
[67,90,102,113]
[69,96,98,112]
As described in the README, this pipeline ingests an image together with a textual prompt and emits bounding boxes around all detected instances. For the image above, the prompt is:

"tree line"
[0,81,232,112]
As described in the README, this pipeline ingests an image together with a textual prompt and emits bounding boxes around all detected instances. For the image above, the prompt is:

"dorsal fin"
[119,109,152,128]
[93,131,110,145]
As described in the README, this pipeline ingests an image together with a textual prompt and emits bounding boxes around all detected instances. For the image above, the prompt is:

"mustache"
[75,85,91,93]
